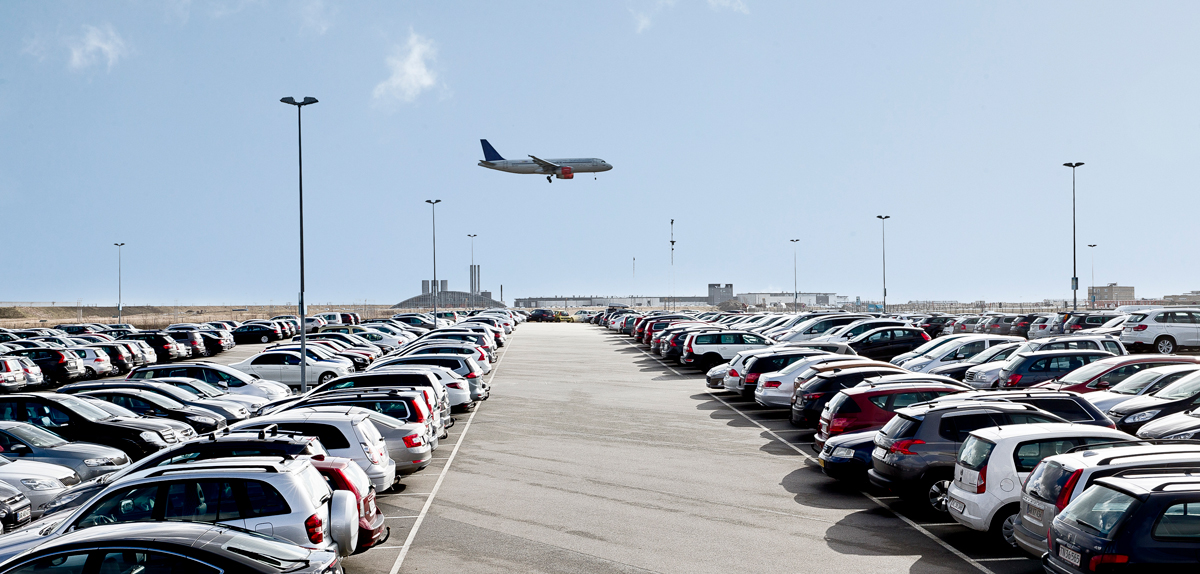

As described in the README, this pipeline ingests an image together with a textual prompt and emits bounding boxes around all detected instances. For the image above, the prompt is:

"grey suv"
[867,401,1066,513]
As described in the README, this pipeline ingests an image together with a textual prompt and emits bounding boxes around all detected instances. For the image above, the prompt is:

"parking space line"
[974,557,1034,562]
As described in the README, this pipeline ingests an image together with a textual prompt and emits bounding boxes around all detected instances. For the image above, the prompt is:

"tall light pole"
[790,239,800,311]
[1064,162,1084,311]
[1088,244,1097,309]
[467,234,477,311]
[426,200,441,320]
[113,243,125,323]
[669,219,675,312]
[876,215,890,313]
[280,95,317,392]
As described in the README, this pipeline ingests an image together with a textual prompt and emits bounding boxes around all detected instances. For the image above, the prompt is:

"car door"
[247,353,285,382]
[859,330,891,359]
[277,353,304,386]
[1162,311,1200,347]
[716,333,740,358]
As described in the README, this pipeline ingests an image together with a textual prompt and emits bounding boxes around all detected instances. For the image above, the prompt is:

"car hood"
[966,362,1006,376]
[1137,411,1200,437]
[1109,395,1171,415]
[44,442,128,460]
[0,459,78,482]
[825,429,880,449]
[102,416,177,434]
[928,363,968,376]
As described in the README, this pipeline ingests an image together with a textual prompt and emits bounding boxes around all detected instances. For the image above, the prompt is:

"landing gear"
[546,175,552,183]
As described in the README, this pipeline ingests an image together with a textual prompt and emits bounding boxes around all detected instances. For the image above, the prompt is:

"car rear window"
[958,435,995,470]
[1059,485,1135,537]
[266,423,350,450]
[825,392,861,415]
[1019,398,1093,422]
[880,414,920,439]
[1024,460,1074,503]
[296,464,332,507]
[1127,313,1147,324]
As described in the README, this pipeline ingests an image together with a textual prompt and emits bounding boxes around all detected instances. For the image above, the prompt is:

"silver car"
[0,422,129,481]
[0,456,79,518]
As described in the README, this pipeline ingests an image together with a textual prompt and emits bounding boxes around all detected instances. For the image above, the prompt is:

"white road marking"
[384,333,513,574]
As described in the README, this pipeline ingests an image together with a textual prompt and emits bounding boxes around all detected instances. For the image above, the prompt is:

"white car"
[900,335,1022,373]
[681,330,772,368]
[774,315,872,343]
[947,423,1131,545]
[724,348,825,397]
[370,365,473,409]
[391,342,492,374]
[1120,308,1200,354]
[228,350,352,389]
[809,319,908,343]
[1083,363,1200,412]
[888,333,975,366]
[753,354,859,408]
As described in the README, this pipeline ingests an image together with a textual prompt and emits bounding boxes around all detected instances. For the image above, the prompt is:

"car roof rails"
[147,461,285,477]
[257,424,279,439]
[207,427,234,440]
[1112,466,1200,479]
[1065,439,1200,454]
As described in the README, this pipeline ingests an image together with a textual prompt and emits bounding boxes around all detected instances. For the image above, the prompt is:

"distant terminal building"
[512,296,708,309]
[735,292,841,308]
[1163,290,1200,305]
[1089,283,1135,302]
[396,280,503,309]
[707,284,734,305]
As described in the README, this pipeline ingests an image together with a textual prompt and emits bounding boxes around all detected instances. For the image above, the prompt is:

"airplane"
[477,139,613,183]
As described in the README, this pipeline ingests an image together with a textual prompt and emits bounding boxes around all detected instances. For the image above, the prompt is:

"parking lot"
[307,322,1041,574]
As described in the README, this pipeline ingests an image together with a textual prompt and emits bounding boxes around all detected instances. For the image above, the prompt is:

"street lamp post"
[669,219,675,312]
[1088,244,1097,309]
[280,95,318,392]
[790,239,800,311]
[113,243,125,323]
[426,200,442,321]
[1064,162,1084,311]
[467,234,478,311]
[876,215,890,313]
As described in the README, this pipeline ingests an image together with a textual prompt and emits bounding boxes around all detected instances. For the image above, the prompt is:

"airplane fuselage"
[478,158,612,175]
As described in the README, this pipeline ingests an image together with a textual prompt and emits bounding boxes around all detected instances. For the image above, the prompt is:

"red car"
[1031,354,1200,394]
[813,381,965,452]
[310,455,388,552]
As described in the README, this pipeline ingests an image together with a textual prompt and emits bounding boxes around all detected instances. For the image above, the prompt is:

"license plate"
[817,458,825,467]
[872,447,887,459]
[948,497,965,514]
[16,508,29,522]
[1057,545,1081,567]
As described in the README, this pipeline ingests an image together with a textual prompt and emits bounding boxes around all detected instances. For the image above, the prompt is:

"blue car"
[816,429,877,482]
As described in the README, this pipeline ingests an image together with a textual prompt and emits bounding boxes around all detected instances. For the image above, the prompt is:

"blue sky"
[2,1,1198,307]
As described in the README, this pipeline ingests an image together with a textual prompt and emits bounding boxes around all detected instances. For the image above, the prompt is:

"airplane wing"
[528,155,559,172]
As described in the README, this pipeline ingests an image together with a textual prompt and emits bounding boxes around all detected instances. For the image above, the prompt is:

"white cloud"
[372,32,439,104]
[629,0,676,33]
[68,24,128,71]
[300,0,335,35]
[708,0,748,13]
[20,35,49,61]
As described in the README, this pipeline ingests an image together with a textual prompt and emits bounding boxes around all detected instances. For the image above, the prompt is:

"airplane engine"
[555,166,574,179]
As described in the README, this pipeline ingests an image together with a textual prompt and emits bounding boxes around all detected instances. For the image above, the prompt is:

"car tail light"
[1018,322,1029,327]
[1133,324,1148,331]
[763,381,781,388]
[402,433,423,448]
[446,382,463,389]
[93,358,104,363]
[1047,525,1054,552]
[889,439,925,455]
[920,332,931,341]
[802,392,826,401]
[976,465,987,494]
[728,369,739,378]
[829,417,851,433]
[305,513,324,544]
[162,344,172,350]
[56,353,66,364]
[1056,469,1083,511]
[686,340,694,354]
[1089,554,1129,571]
[1039,325,1047,330]
[1069,325,1082,331]
[465,371,478,379]
[745,373,760,384]
[361,442,382,464]
[1004,373,1022,387]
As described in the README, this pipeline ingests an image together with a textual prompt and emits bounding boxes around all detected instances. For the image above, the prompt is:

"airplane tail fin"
[480,139,505,162]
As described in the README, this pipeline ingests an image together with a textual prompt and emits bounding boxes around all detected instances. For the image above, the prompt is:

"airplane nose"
[605,163,613,171]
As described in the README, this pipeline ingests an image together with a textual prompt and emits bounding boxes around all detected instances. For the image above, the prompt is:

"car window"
[165,480,241,522]
[742,335,764,345]
[1102,341,1122,354]
[719,334,739,345]
[938,413,1004,442]
[5,552,92,574]
[868,395,889,409]
[1004,412,1061,425]
[1154,501,1200,539]
[867,331,889,343]
[694,335,715,345]
[243,479,291,517]
[1021,398,1091,421]
[27,402,72,428]
[1013,438,1089,472]
[266,423,350,449]
[75,484,160,529]
[251,354,285,366]
[1096,364,1150,387]
[890,392,928,409]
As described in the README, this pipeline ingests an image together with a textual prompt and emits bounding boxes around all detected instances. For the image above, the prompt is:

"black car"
[0,393,180,460]
[118,332,182,363]
[847,327,930,361]
[87,343,135,375]
[1108,371,1200,434]
[232,323,280,344]
[816,429,877,482]
[1136,406,1200,440]
[928,389,1117,427]
[2,348,84,385]
[0,480,31,533]
[914,315,959,338]
[996,349,1113,389]
[74,388,227,433]
[261,370,441,414]
[40,426,326,516]
[1043,472,1200,574]
[790,366,908,428]
[1008,313,1043,339]
[528,309,558,322]
[165,330,206,358]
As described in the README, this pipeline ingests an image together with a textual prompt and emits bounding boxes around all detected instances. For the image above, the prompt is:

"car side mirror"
[955,354,966,360]
[9,443,28,455]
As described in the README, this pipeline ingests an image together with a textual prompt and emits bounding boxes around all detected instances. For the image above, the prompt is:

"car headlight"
[831,447,856,459]
[83,458,116,467]
[1164,431,1197,440]
[1123,410,1161,424]
[21,478,63,491]
[186,415,217,426]
[49,491,82,507]
[139,431,166,445]
[251,403,265,411]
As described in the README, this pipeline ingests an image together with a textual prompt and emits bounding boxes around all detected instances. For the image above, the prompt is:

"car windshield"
[1101,316,1128,328]
[154,385,200,401]
[1056,360,1112,385]
[965,344,1015,365]
[141,393,186,410]
[180,379,226,397]
[1109,370,1168,395]
[8,424,68,448]
[909,337,959,357]
[1059,485,1136,537]
[1155,372,1200,400]
[57,396,113,422]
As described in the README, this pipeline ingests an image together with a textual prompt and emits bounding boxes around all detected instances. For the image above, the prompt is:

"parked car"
[790,364,908,428]
[0,421,129,481]
[867,400,1067,513]
[0,393,185,461]
[310,454,388,552]
[127,362,292,400]
[62,347,114,380]
[1120,308,1200,354]
[1083,364,1200,413]
[899,335,1021,373]
[946,423,1131,545]
[1135,406,1200,439]
[995,349,1113,389]
[1034,354,1200,393]
[813,381,964,451]
[889,333,975,366]
[1106,370,1200,433]
[228,350,352,389]
[817,429,879,483]
[0,481,31,533]
[929,342,1021,382]
[232,323,282,344]
[846,327,930,361]
[74,388,227,433]
[0,359,26,394]
[118,332,184,363]
[2,348,83,385]
[928,389,1117,427]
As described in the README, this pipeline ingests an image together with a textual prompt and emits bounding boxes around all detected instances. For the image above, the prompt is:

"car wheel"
[318,372,336,385]
[989,504,1020,547]
[1156,336,1177,354]
[260,335,270,343]
[925,477,951,513]
[84,367,96,380]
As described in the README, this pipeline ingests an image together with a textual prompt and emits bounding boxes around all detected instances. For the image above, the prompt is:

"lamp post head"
[1088,244,1097,248]
[876,215,890,220]
[468,234,477,238]
[280,97,318,106]
[114,243,125,247]
[1063,162,1084,168]
[790,239,800,243]
[425,199,441,205]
